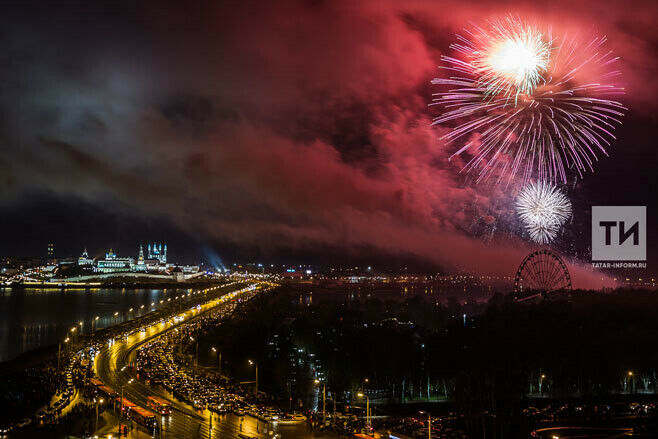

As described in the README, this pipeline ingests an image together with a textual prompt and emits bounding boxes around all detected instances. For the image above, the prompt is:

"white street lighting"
[248,360,258,394]
[357,392,370,430]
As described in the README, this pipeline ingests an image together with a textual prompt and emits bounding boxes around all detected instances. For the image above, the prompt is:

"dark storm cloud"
[1,0,657,285]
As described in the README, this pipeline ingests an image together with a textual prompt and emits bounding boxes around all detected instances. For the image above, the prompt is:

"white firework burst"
[516,181,572,244]
[472,16,552,100]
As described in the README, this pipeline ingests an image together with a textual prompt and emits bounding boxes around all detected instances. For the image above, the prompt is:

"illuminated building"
[77,248,93,266]
[95,249,135,273]
[47,243,54,258]
[69,243,181,275]
[147,243,167,264]
[135,244,147,272]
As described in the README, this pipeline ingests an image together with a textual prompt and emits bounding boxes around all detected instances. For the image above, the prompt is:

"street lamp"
[95,398,104,433]
[120,378,134,434]
[419,410,431,439]
[248,360,258,394]
[361,377,369,395]
[628,371,634,394]
[356,392,370,430]
[190,337,198,375]
[315,379,326,426]
[57,337,69,373]
[212,347,222,376]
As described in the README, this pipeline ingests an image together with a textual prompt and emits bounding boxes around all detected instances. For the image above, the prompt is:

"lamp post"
[539,374,546,395]
[212,347,222,376]
[62,336,70,358]
[357,392,370,430]
[57,338,68,374]
[628,371,634,394]
[190,337,198,377]
[120,378,134,434]
[249,360,258,394]
[95,398,104,433]
[315,379,326,426]
[419,411,431,439]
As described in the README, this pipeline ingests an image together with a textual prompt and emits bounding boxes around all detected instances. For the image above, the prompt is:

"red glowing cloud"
[2,0,656,287]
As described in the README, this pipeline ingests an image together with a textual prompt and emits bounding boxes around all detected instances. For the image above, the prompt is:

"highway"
[93,283,328,439]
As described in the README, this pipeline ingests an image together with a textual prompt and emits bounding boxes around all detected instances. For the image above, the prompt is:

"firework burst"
[471,16,552,100]
[431,17,626,185]
[516,181,572,244]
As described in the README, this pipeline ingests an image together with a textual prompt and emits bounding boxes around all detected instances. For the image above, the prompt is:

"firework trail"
[431,16,626,185]
[516,181,572,244]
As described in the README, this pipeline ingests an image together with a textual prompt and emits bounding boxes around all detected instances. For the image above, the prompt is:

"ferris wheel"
[514,249,572,300]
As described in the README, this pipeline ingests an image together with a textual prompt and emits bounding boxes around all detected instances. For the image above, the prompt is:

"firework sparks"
[473,17,551,99]
[431,17,626,185]
[516,181,572,244]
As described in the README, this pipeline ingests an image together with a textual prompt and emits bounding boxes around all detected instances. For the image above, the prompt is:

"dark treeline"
[197,286,658,438]
[0,362,61,424]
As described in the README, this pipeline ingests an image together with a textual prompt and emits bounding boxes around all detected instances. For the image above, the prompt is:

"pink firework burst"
[431,17,626,185]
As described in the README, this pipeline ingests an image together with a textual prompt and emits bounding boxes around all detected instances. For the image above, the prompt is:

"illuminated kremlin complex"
[77,243,198,275]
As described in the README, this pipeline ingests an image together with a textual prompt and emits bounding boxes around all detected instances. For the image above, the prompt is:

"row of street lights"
[109,285,243,436]
[56,287,229,369]
[535,371,636,395]
[62,287,228,345]
[57,283,244,438]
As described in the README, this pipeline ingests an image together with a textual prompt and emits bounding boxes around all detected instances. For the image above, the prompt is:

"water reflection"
[0,288,187,362]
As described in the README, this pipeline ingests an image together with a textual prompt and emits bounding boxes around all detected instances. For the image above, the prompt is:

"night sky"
[1,0,657,283]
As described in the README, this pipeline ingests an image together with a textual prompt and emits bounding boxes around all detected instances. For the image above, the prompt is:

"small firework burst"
[516,181,572,244]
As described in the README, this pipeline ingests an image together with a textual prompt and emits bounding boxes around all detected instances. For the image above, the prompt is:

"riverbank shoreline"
[2,279,220,290]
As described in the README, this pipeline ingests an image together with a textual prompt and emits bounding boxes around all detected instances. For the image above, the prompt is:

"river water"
[0,287,189,362]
